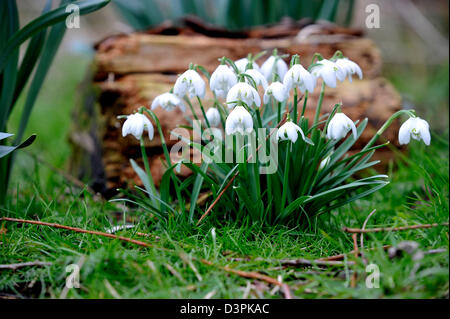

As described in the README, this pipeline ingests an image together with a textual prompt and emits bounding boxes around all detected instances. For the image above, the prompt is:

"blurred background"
[10,0,449,187]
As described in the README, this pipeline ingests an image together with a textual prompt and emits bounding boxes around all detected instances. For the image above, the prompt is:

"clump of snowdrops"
[118,49,430,227]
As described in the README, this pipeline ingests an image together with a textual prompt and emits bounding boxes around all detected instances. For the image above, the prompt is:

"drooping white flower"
[261,55,289,82]
[310,59,346,88]
[326,113,357,140]
[263,82,288,104]
[151,93,186,112]
[234,58,260,73]
[226,82,261,108]
[210,64,238,98]
[244,69,268,90]
[173,69,206,98]
[319,154,331,170]
[205,107,221,127]
[398,117,431,146]
[277,121,306,143]
[225,105,253,135]
[122,113,154,140]
[335,58,363,83]
[283,64,316,93]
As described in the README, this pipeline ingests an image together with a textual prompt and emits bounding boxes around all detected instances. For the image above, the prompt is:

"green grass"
[1,55,448,299]
[0,136,448,298]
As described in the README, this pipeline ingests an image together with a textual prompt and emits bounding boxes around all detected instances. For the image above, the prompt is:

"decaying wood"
[70,20,402,195]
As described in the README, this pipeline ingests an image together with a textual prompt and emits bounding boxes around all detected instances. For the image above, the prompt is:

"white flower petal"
[122,113,154,141]
[210,65,237,98]
[206,108,221,127]
[226,82,261,108]
[399,117,431,146]
[335,58,363,82]
[398,118,412,145]
[173,69,205,98]
[277,121,305,143]
[151,93,185,112]
[235,58,260,73]
[261,56,289,82]
[264,82,288,104]
[245,69,268,90]
[283,64,316,93]
[225,106,253,135]
[327,112,356,140]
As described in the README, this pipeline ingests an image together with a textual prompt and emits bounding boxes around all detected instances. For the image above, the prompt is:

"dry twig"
[200,259,284,287]
[3,217,295,294]
[279,258,354,267]
[343,222,449,233]
[0,261,52,270]
[0,217,165,250]
[350,233,359,288]
[319,245,391,261]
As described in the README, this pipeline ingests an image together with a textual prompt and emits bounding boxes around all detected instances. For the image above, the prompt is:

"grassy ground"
[0,133,448,298]
[0,56,448,299]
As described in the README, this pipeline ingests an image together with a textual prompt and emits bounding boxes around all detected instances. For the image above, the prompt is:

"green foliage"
[121,53,397,228]
[0,139,447,298]
[0,0,110,205]
[113,0,355,31]
[0,133,36,159]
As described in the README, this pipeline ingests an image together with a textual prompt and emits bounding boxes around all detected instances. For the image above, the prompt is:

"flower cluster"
[118,49,432,227]
[122,50,429,148]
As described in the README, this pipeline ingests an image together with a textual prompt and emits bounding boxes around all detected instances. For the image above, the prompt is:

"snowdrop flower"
[327,113,357,140]
[122,113,154,140]
[234,58,260,73]
[283,64,316,93]
[205,107,221,127]
[277,121,306,143]
[151,93,186,112]
[210,64,237,98]
[173,69,206,98]
[398,117,431,146]
[261,55,288,82]
[226,82,261,108]
[263,82,288,104]
[311,59,346,88]
[244,69,268,89]
[225,105,253,135]
[335,58,363,82]
[319,154,331,170]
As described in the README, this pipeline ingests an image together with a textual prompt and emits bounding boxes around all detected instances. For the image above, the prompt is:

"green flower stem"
[363,109,416,151]
[277,102,282,123]
[185,97,199,122]
[215,100,227,129]
[143,108,185,212]
[140,137,159,208]
[280,142,290,212]
[313,82,326,126]
[301,90,309,117]
[293,88,298,123]
[144,109,170,165]
[197,96,211,129]
[255,109,263,128]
